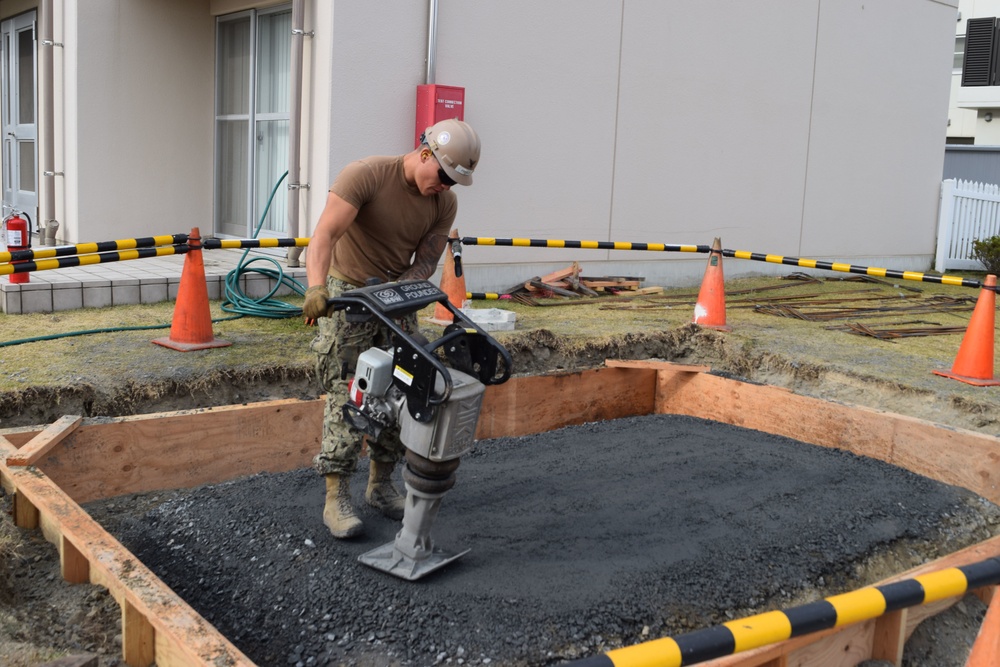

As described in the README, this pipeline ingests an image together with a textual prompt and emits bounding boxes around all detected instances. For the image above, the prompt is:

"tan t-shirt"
[329,155,457,285]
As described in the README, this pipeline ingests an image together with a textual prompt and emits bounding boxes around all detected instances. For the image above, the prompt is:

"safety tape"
[563,558,1000,667]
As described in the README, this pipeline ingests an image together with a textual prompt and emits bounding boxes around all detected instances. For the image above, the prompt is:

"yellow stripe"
[915,568,967,603]
[581,240,600,249]
[798,258,817,268]
[724,610,792,652]
[479,237,497,245]
[649,243,665,251]
[867,267,887,277]
[734,250,753,260]
[614,242,632,250]
[831,262,852,273]
[512,238,531,247]
[941,275,965,286]
[153,234,179,246]
[765,254,784,263]
[606,636,682,667]
[36,258,65,271]
[0,264,12,275]
[902,271,924,282]
[679,245,698,253]
[550,239,566,248]
[828,588,886,627]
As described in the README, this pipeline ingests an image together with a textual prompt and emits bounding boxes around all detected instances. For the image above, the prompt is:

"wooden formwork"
[2,361,1000,667]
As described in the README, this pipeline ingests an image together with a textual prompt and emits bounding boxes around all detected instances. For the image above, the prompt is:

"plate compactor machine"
[327,279,512,581]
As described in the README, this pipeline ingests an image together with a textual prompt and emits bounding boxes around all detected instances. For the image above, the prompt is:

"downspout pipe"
[40,0,59,246]
[425,0,438,84]
[285,0,306,267]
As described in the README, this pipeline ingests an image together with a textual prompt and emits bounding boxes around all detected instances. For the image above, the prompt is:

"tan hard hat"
[422,119,480,186]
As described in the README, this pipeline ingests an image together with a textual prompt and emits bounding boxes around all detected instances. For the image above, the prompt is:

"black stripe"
[674,625,735,664]
[815,261,834,271]
[848,264,867,275]
[781,257,799,266]
[784,600,837,637]
[876,580,925,612]
[564,655,615,667]
[960,558,1000,590]
[563,240,582,248]
[883,269,906,280]
[633,243,648,250]
[750,253,768,261]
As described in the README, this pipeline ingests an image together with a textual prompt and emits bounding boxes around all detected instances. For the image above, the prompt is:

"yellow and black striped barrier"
[462,237,709,254]
[722,248,994,292]
[0,244,190,277]
[0,233,187,264]
[458,237,997,293]
[202,237,310,250]
[0,234,310,278]
[563,557,1000,667]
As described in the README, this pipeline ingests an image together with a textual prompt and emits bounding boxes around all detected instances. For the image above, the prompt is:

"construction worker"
[302,118,481,538]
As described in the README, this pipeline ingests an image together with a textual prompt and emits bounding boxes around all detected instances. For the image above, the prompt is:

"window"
[961,17,1000,87]
[215,6,291,239]
[955,35,966,72]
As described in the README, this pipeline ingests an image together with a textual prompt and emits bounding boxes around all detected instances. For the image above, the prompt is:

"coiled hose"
[220,170,307,318]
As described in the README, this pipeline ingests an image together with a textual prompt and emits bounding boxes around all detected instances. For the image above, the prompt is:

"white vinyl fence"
[935,179,1000,272]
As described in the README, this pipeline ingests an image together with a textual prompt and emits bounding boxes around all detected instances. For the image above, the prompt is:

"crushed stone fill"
[86,413,1000,667]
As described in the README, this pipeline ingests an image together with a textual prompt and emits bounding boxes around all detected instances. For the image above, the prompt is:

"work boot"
[365,460,407,520]
[323,474,363,538]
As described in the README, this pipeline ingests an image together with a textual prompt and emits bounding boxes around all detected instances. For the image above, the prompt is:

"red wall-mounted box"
[414,84,465,148]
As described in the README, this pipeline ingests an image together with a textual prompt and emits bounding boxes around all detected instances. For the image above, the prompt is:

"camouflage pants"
[310,276,418,476]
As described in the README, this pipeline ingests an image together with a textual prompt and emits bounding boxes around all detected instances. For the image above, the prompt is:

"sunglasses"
[437,167,457,187]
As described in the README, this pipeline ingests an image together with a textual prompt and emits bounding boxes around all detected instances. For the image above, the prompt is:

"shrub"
[970,235,1000,275]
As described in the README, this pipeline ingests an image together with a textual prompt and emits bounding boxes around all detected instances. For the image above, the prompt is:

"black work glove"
[303,285,331,323]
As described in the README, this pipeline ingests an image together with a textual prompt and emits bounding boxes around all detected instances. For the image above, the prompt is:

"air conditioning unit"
[963,17,1000,86]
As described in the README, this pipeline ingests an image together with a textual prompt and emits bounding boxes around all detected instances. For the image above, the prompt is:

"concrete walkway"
[1,247,307,315]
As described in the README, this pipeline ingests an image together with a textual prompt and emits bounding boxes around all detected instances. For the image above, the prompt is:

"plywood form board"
[0,447,254,666]
[642,366,1000,505]
[475,366,657,439]
[24,399,322,504]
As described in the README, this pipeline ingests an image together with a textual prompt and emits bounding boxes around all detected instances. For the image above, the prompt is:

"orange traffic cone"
[933,274,998,386]
[428,229,468,326]
[692,237,730,331]
[152,228,231,352]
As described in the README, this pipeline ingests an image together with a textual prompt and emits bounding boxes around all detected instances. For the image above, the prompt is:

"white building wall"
[8,0,959,292]
[70,0,215,243]
[307,1,956,290]
[953,0,1000,143]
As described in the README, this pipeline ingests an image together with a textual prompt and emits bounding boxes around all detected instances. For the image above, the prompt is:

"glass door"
[215,6,290,240]
[1,11,38,232]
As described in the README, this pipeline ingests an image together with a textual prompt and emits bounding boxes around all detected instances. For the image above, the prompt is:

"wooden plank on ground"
[476,367,657,439]
[968,584,1000,667]
[653,371,1000,505]
[0,456,254,666]
[29,399,322,504]
[5,415,82,466]
[700,534,1000,666]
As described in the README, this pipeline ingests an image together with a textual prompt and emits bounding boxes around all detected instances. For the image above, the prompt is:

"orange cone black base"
[692,237,730,331]
[428,228,468,326]
[933,274,998,386]
[152,227,231,352]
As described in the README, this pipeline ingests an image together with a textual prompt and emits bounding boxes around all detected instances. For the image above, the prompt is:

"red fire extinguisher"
[3,211,32,284]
